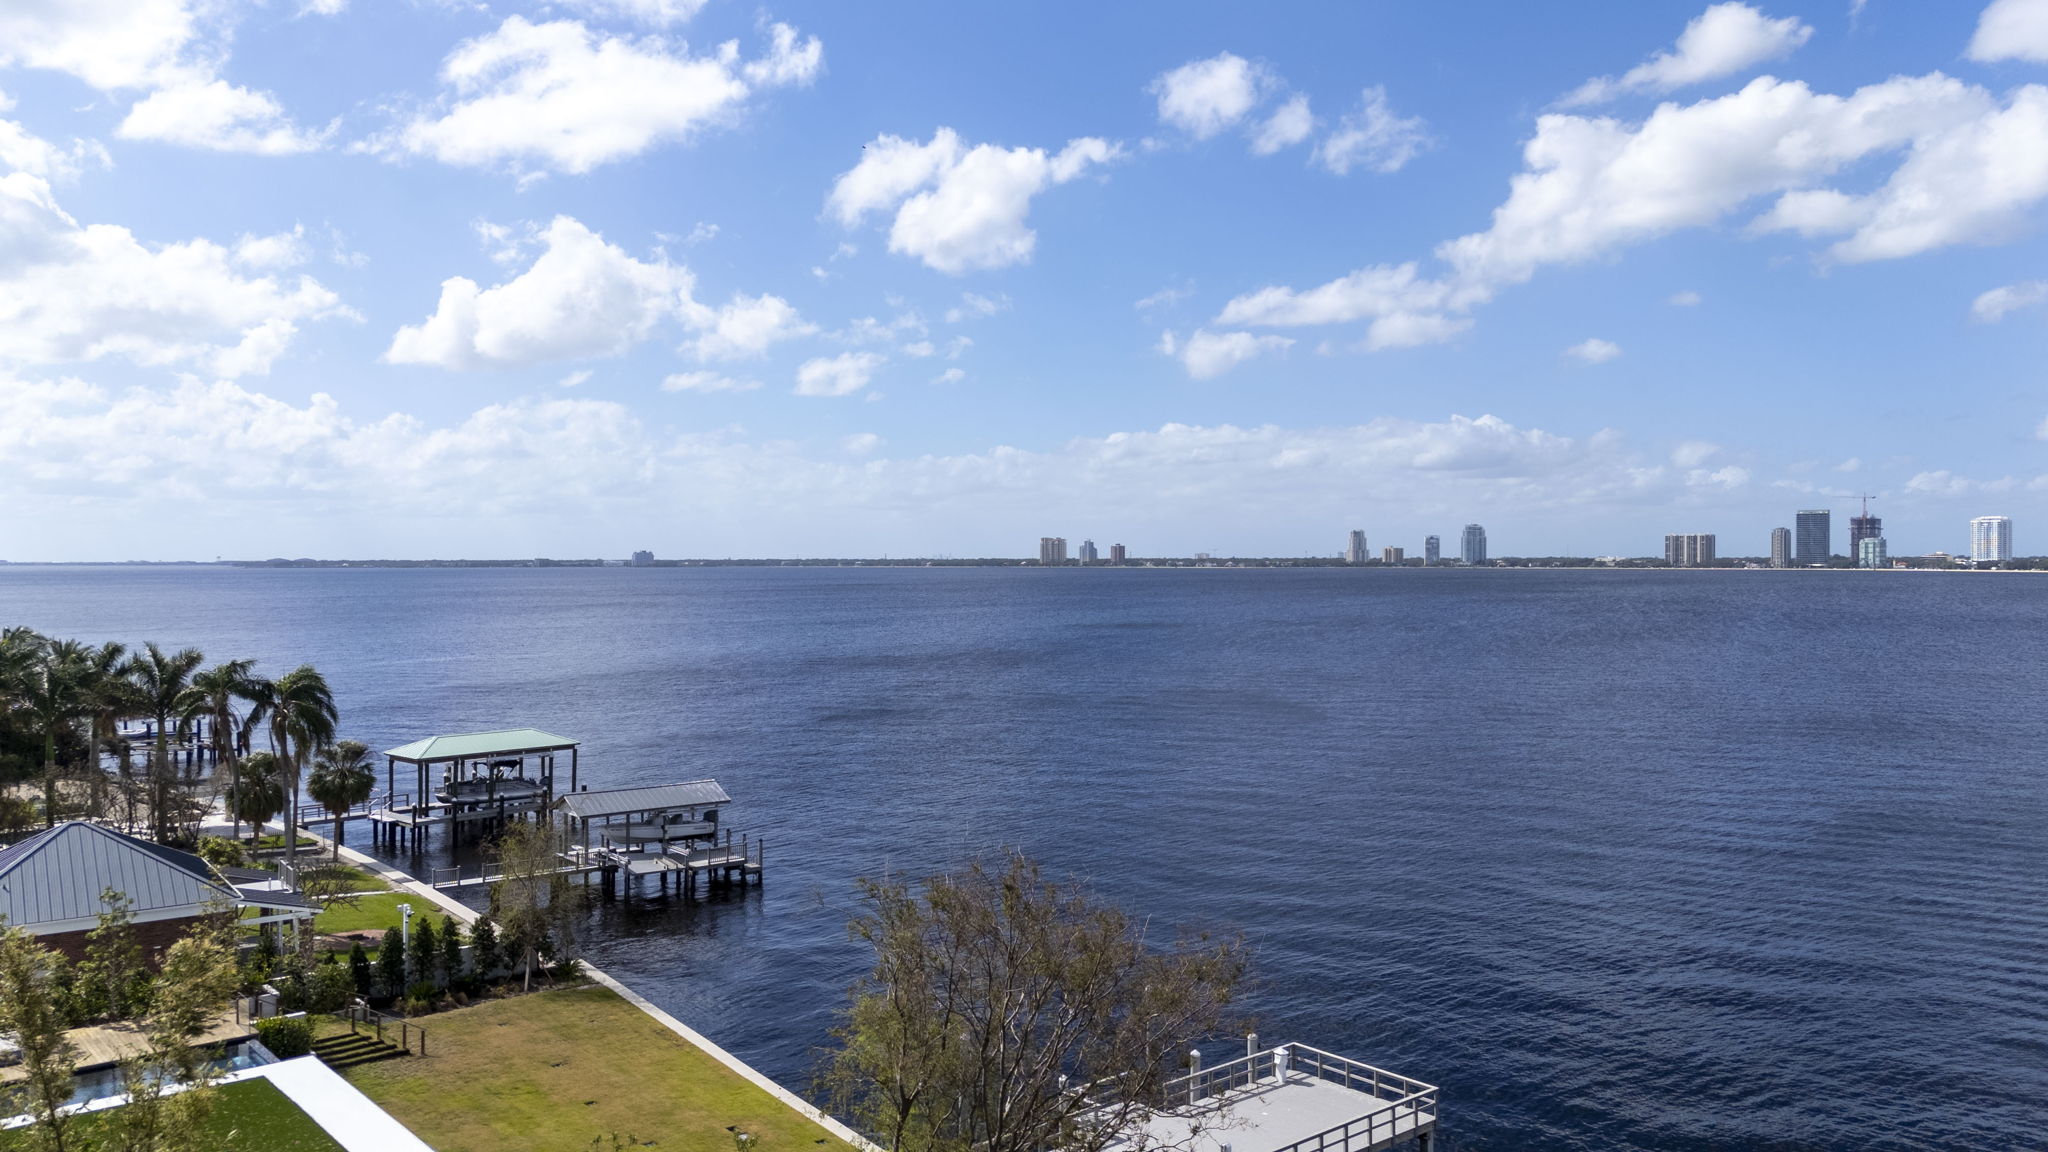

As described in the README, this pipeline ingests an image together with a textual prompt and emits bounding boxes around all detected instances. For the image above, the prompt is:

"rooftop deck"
[1115,1045,1438,1152]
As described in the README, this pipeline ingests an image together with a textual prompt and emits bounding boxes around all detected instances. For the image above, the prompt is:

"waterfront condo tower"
[1109,543,1127,565]
[1795,509,1831,565]
[1770,527,1791,568]
[1078,539,1099,564]
[1461,524,1488,565]
[1859,537,1889,568]
[1382,546,1405,564]
[1424,535,1441,565]
[1664,534,1716,567]
[1039,537,1067,565]
[1971,516,2013,563]
[1346,529,1367,565]
[1849,513,1882,555]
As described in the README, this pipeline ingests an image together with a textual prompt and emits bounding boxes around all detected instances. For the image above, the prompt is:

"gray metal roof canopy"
[555,780,731,821]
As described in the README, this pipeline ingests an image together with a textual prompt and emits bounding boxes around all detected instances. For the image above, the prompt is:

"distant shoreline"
[0,558,2037,571]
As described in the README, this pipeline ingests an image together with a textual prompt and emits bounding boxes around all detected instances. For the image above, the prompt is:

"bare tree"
[821,853,1249,1152]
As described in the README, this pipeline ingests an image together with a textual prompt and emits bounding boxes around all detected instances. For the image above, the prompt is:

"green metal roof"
[383,728,579,763]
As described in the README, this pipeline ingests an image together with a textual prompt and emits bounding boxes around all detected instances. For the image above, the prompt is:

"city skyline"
[2,3,2048,560]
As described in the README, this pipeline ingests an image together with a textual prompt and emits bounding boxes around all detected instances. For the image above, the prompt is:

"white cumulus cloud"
[662,370,759,392]
[827,129,1120,273]
[553,0,710,26]
[1216,72,2048,353]
[1563,3,1813,106]
[387,215,695,369]
[1250,95,1315,156]
[0,173,349,377]
[685,292,816,360]
[1970,0,2048,63]
[1315,87,1431,175]
[1973,280,2048,321]
[119,79,326,154]
[1566,338,1622,363]
[383,15,820,176]
[1162,329,1294,380]
[795,351,883,397]
[1151,53,1271,139]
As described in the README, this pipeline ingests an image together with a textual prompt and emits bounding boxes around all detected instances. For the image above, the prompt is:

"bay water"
[3,565,2042,1150]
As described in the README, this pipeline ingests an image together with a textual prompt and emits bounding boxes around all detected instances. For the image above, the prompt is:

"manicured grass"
[338,984,856,1152]
[1,1079,344,1151]
[312,890,411,935]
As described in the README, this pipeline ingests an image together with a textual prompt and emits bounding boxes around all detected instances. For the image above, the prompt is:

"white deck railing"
[1162,1043,1438,1152]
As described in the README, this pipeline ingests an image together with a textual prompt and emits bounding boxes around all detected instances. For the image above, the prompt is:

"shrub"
[440,914,464,982]
[196,836,247,869]
[469,916,502,979]
[347,942,373,997]
[377,929,406,996]
[255,1015,314,1059]
[309,959,355,1013]
[401,980,439,1016]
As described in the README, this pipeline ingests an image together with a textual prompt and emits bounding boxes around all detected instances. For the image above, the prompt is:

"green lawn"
[312,890,411,936]
[0,1078,343,1151]
[338,984,856,1152]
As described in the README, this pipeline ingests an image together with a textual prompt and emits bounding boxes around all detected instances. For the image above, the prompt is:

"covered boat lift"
[369,728,580,851]
[554,781,761,896]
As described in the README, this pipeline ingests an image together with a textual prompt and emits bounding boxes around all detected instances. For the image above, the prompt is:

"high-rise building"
[1109,543,1127,565]
[1664,534,1716,567]
[1858,537,1888,568]
[1038,537,1067,566]
[1795,509,1831,565]
[1971,516,2013,563]
[629,550,654,566]
[1382,546,1405,564]
[1770,527,1791,568]
[1346,530,1368,565]
[1078,539,1099,564]
[1461,524,1488,565]
[1423,535,1441,566]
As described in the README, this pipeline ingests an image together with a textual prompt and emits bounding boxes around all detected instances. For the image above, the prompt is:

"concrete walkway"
[223,1056,434,1152]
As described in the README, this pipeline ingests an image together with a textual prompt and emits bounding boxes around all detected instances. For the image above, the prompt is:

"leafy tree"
[440,914,465,984]
[309,956,356,1013]
[821,853,1249,1152]
[306,739,375,859]
[409,916,439,991]
[488,820,583,991]
[348,942,374,998]
[244,666,337,870]
[115,918,243,1152]
[378,927,407,996]
[79,888,149,1022]
[0,924,81,1152]
[223,750,287,841]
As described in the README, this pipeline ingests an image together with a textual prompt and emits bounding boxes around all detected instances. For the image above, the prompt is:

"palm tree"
[224,751,287,842]
[176,660,259,837]
[245,666,338,868]
[80,642,138,824]
[125,643,204,840]
[16,637,89,825]
[307,740,375,860]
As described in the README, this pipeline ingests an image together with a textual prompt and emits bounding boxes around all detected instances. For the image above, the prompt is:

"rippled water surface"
[4,566,2044,1150]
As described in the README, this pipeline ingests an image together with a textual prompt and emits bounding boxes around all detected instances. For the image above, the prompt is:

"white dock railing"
[1162,1044,1438,1152]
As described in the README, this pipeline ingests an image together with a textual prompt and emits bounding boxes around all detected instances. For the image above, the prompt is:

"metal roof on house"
[0,822,239,931]
[383,728,579,763]
[555,780,731,819]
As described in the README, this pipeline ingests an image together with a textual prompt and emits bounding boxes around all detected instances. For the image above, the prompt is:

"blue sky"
[3,0,2048,559]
